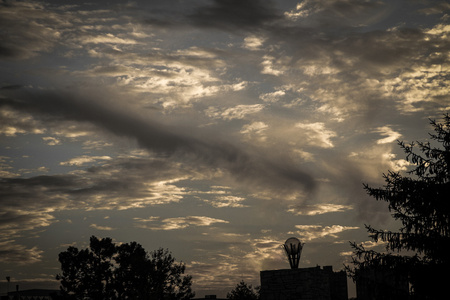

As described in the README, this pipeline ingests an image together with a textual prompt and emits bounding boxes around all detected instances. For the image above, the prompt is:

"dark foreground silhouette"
[346,113,450,299]
[57,236,195,300]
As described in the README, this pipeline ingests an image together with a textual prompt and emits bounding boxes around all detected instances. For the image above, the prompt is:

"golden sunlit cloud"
[287,204,353,216]
[134,216,229,230]
[243,35,265,50]
[294,225,359,241]
[60,155,112,166]
[261,55,285,76]
[295,122,337,148]
[205,104,265,120]
[89,224,116,231]
[42,136,61,145]
[204,195,248,208]
[375,126,402,144]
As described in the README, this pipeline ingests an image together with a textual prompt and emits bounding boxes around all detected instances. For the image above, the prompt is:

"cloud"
[191,0,281,30]
[240,122,268,142]
[204,195,248,208]
[82,139,113,150]
[293,149,315,162]
[192,185,248,208]
[419,3,450,15]
[60,155,112,166]
[134,216,229,230]
[361,240,387,249]
[89,224,116,231]
[295,122,336,148]
[142,0,449,116]
[287,204,353,216]
[0,191,60,240]
[42,136,61,146]
[294,224,359,241]
[259,90,285,103]
[240,122,268,135]
[284,0,390,27]
[348,146,410,176]
[374,126,402,144]
[0,156,20,178]
[0,2,66,60]
[187,234,285,294]
[205,104,265,120]
[146,0,283,33]
[227,10,450,120]
[261,55,285,76]
[78,46,242,108]
[0,156,194,240]
[189,259,245,295]
[0,241,43,264]
[243,35,265,50]
[0,104,101,140]
[0,106,46,136]
[0,88,315,198]
[79,33,138,45]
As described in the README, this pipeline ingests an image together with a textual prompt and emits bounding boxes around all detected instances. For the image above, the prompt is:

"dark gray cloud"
[188,0,282,31]
[145,0,283,32]
[0,156,194,242]
[0,158,184,207]
[0,87,315,198]
[0,241,43,264]
[419,2,450,15]
[0,1,64,60]
[143,0,387,34]
[288,0,391,29]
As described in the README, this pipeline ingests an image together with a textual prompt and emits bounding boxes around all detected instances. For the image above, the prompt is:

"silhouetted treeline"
[56,236,195,300]
[227,280,259,300]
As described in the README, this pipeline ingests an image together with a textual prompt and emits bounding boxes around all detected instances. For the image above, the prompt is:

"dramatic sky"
[0,0,449,297]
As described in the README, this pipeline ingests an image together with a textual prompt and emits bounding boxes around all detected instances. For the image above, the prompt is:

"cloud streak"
[1,88,316,198]
[294,224,359,241]
[0,240,43,264]
[0,157,192,242]
[134,216,229,230]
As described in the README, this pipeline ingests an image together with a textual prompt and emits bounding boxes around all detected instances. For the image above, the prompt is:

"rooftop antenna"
[283,237,304,269]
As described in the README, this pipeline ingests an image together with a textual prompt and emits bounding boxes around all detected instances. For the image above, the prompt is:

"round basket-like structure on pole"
[283,237,304,269]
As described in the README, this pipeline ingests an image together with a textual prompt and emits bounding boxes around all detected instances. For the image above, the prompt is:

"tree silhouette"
[56,236,195,300]
[227,280,259,300]
[56,237,116,300]
[347,114,450,299]
[114,241,151,299]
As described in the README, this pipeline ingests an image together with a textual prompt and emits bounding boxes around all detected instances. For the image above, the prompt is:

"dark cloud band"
[1,87,315,197]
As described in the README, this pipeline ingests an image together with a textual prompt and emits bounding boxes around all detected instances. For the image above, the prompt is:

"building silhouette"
[259,238,347,300]
[260,265,348,300]
[3,289,61,300]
